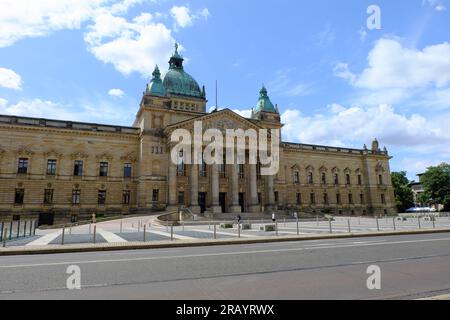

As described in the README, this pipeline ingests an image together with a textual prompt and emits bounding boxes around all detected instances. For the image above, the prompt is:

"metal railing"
[1,220,37,245]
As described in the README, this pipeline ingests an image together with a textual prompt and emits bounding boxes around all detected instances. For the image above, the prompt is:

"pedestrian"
[272,212,276,222]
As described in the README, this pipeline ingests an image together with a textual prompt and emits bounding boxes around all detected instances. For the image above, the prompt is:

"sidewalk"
[1,227,450,256]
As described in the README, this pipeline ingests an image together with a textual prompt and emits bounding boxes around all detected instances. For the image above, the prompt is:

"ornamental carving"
[17,146,34,156]
[71,152,89,160]
[120,152,137,163]
[96,153,114,161]
[44,150,63,158]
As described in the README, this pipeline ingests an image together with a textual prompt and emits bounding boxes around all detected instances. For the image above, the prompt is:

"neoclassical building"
[0,45,396,225]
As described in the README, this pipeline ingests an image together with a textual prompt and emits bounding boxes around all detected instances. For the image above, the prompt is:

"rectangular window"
[358,174,362,185]
[98,190,106,205]
[177,163,186,177]
[348,193,353,204]
[323,193,328,205]
[310,193,315,204]
[336,193,341,205]
[360,193,365,204]
[44,189,53,204]
[152,189,159,202]
[334,174,339,185]
[14,189,25,204]
[122,190,130,205]
[18,158,28,174]
[72,190,81,204]
[308,172,313,184]
[99,162,109,177]
[274,191,279,203]
[47,159,57,175]
[239,164,245,179]
[296,193,302,205]
[74,160,83,176]
[381,194,386,205]
[346,174,351,185]
[321,172,326,185]
[378,174,383,185]
[124,163,132,178]
[293,171,300,184]
[178,191,185,205]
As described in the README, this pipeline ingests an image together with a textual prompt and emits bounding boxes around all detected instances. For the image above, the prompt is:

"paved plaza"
[3,216,450,248]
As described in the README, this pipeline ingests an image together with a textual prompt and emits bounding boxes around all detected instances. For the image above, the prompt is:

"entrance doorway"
[38,212,54,226]
[219,193,227,213]
[198,192,207,214]
[239,193,245,212]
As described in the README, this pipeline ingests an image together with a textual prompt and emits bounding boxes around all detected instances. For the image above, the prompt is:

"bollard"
[316,215,319,226]
[182,221,185,231]
[2,228,7,247]
[61,227,65,245]
[170,225,174,241]
[432,218,436,229]
[23,221,27,237]
[29,221,33,236]
[275,221,278,236]
[120,220,123,234]
[138,221,140,233]
[93,225,97,244]
[376,217,380,231]
[347,219,351,233]
[16,221,20,239]
[214,224,217,239]
[209,220,211,230]
[418,217,421,229]
[393,217,396,231]
[9,221,13,240]
[329,220,332,234]
[0,221,3,241]
[296,217,299,235]
[238,222,241,238]
[89,223,91,235]
[33,220,37,235]
[143,225,146,242]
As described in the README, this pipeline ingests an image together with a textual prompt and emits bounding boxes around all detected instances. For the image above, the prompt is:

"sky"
[0,0,449,181]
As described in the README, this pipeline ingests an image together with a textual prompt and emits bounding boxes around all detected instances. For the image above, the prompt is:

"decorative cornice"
[96,153,114,161]
[44,150,63,158]
[17,146,34,156]
[71,152,89,160]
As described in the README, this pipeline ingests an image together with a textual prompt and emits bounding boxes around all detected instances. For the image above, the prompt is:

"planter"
[260,224,276,232]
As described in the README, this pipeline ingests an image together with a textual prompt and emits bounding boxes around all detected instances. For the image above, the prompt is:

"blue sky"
[0,0,449,181]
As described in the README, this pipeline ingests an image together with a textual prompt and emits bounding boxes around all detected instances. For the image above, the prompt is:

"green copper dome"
[146,65,166,97]
[162,43,205,99]
[254,85,277,113]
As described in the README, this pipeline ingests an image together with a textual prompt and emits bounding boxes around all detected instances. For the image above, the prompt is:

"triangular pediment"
[165,109,262,134]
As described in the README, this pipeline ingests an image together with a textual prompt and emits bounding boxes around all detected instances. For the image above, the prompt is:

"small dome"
[254,85,277,113]
[146,65,166,97]
[162,42,204,99]
[163,68,203,99]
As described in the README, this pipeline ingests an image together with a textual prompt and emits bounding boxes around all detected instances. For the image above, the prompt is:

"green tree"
[420,163,450,211]
[391,171,414,212]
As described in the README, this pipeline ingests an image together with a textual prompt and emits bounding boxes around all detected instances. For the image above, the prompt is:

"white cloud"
[422,0,447,11]
[339,39,450,90]
[0,0,144,48]
[170,6,210,29]
[85,12,175,77]
[268,69,313,97]
[108,88,125,97]
[0,98,134,125]
[0,68,22,90]
[280,104,450,150]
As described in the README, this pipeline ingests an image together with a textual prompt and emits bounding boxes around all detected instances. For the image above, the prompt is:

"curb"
[1,228,450,256]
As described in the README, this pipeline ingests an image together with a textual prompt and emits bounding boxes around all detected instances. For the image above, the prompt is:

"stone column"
[248,164,260,213]
[265,174,275,210]
[190,161,201,214]
[210,164,222,214]
[229,163,242,213]
[167,160,178,211]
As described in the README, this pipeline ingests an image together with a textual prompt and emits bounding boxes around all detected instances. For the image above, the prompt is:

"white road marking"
[147,229,196,240]
[188,228,258,238]
[26,231,62,246]
[97,229,127,243]
[3,236,450,269]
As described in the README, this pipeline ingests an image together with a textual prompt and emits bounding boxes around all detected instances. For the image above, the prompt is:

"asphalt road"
[0,233,449,300]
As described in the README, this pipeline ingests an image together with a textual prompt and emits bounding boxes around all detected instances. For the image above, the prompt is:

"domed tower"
[146,65,166,97]
[162,43,207,112]
[251,85,280,123]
